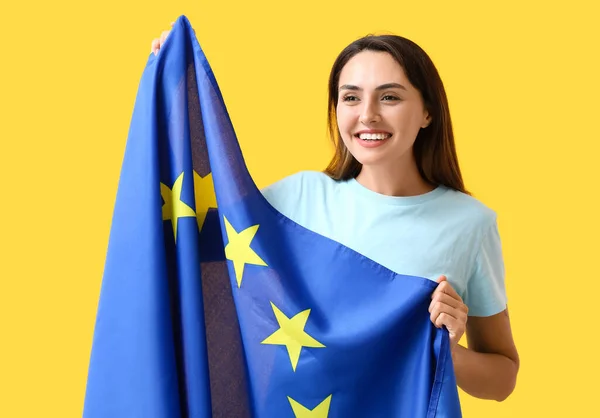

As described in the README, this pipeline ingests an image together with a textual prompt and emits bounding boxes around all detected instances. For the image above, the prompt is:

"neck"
[355,158,434,197]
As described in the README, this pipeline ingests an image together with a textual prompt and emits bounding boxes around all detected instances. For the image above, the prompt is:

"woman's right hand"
[150,22,174,55]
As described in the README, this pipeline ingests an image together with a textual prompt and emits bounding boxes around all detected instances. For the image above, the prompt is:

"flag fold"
[84,15,462,418]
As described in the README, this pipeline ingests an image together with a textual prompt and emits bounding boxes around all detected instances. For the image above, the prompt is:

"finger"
[434,279,462,301]
[431,285,463,309]
[432,305,467,330]
[435,312,462,332]
[430,302,468,328]
[151,38,160,55]
[160,30,170,46]
[430,303,459,327]
[429,292,463,312]
[434,296,469,317]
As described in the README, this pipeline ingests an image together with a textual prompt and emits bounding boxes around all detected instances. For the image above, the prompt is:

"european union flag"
[84,15,462,418]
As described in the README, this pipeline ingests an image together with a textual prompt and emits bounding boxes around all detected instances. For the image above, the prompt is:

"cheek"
[336,107,356,134]
[336,119,353,148]
[391,109,424,133]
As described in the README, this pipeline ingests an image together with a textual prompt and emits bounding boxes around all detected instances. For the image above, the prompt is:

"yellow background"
[1,0,598,416]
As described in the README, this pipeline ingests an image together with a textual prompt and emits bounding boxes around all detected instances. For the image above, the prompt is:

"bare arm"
[430,278,519,401]
[452,309,519,401]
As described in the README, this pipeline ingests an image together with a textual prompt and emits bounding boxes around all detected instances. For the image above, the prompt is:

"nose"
[359,99,381,125]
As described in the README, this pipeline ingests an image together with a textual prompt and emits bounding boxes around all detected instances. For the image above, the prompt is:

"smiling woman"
[334,50,435,197]
[324,37,464,197]
[151,28,519,408]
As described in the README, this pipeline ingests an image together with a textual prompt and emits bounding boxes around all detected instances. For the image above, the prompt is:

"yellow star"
[160,172,196,241]
[193,171,217,231]
[261,302,325,371]
[288,395,332,418]
[223,216,267,287]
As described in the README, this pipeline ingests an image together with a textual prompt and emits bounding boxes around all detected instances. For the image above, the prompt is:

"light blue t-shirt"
[261,170,507,317]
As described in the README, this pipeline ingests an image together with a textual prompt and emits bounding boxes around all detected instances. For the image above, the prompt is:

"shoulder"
[263,170,334,190]
[437,187,498,231]
[261,170,335,200]
[260,170,338,219]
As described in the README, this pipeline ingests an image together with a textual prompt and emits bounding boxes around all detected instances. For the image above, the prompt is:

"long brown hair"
[323,35,469,194]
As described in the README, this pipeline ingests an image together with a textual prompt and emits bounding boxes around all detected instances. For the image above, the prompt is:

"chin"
[351,154,387,168]
[347,148,386,166]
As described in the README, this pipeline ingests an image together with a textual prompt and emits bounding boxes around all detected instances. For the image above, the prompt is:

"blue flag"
[84,15,462,418]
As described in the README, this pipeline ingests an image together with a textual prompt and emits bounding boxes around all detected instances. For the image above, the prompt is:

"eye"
[382,95,400,101]
[342,95,359,102]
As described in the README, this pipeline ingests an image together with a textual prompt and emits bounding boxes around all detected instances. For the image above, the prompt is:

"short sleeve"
[464,219,508,317]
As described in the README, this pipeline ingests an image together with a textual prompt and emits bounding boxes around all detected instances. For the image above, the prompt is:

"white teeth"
[359,133,390,140]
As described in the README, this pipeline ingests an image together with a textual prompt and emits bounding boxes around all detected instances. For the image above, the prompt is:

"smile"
[355,133,392,141]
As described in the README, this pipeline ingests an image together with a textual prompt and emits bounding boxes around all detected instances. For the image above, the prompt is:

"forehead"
[339,51,409,86]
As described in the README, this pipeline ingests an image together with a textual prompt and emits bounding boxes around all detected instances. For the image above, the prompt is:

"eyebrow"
[338,83,407,92]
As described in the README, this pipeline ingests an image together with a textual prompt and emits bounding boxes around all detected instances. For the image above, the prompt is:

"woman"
[151,26,519,402]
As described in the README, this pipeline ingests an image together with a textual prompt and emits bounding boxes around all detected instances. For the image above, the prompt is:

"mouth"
[354,132,392,142]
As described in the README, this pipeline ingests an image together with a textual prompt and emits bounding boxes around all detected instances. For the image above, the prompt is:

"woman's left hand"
[429,275,469,351]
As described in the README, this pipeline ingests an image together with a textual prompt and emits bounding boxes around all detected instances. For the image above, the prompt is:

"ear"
[421,111,432,128]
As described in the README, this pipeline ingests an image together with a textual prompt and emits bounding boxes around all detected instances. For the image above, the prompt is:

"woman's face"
[336,51,431,170]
